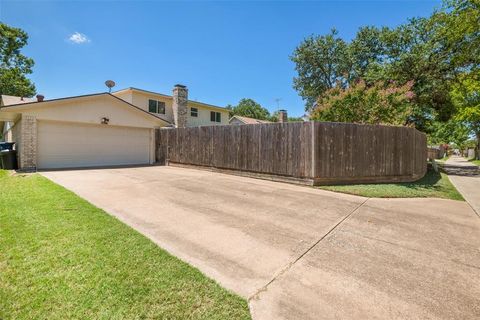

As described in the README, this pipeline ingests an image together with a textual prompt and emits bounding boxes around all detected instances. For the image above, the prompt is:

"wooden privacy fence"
[156,122,427,185]
[427,145,447,160]
[427,147,441,160]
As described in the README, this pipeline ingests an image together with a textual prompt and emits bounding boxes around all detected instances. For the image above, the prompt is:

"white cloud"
[68,32,90,44]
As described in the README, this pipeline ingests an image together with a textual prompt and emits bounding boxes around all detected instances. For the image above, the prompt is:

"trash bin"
[0,150,18,170]
[0,142,15,151]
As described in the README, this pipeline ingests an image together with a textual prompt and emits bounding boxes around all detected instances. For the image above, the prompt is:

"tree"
[226,98,271,120]
[450,71,480,159]
[268,110,279,122]
[428,120,470,149]
[290,1,479,131]
[291,29,350,111]
[432,0,480,73]
[0,23,35,97]
[349,26,388,83]
[311,80,415,125]
[380,17,456,128]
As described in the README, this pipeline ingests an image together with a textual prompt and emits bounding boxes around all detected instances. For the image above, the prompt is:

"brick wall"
[19,115,37,171]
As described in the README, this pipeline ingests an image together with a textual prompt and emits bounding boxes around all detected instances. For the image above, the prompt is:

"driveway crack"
[248,197,370,302]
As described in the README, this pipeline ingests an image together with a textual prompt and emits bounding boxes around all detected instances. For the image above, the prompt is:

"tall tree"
[428,120,470,149]
[290,1,477,132]
[0,23,35,97]
[291,29,350,111]
[381,17,456,128]
[226,98,271,120]
[433,0,480,157]
[348,26,387,83]
[451,71,480,159]
[433,0,480,73]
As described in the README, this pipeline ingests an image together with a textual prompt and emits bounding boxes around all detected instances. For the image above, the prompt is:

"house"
[112,86,228,127]
[229,110,288,125]
[0,84,229,171]
[229,115,273,125]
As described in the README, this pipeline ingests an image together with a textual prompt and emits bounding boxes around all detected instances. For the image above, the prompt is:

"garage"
[0,93,170,171]
[37,121,152,169]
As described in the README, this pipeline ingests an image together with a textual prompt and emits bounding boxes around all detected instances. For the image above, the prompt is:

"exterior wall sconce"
[101,117,110,124]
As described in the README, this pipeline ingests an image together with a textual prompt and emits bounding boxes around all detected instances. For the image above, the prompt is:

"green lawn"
[0,171,250,320]
[469,159,480,166]
[317,169,464,200]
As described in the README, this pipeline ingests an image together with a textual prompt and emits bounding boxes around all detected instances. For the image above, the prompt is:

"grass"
[0,171,251,320]
[469,159,480,166]
[317,169,464,200]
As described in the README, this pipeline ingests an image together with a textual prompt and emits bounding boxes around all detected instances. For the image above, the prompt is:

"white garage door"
[37,121,151,169]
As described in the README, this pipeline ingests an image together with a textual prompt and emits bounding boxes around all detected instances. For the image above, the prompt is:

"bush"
[311,80,415,125]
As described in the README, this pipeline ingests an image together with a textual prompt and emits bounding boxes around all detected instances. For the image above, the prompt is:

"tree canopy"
[291,29,350,110]
[0,23,36,97]
[312,80,415,125]
[226,98,271,120]
[291,0,480,158]
[451,71,480,157]
[291,17,457,130]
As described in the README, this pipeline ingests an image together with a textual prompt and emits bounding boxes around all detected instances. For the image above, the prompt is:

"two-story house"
[0,84,229,170]
[112,85,229,127]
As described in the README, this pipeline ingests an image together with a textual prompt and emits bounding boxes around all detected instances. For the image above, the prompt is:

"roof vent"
[36,94,45,102]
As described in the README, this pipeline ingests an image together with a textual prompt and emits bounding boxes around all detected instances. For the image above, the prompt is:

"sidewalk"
[444,156,480,216]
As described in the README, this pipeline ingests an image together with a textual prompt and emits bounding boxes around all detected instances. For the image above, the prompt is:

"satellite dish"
[105,80,116,93]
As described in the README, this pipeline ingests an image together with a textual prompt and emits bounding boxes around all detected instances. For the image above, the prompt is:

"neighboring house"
[229,115,273,125]
[0,84,229,171]
[229,110,288,125]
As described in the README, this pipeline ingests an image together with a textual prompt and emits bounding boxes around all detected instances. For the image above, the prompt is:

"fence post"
[311,121,316,179]
[166,128,170,165]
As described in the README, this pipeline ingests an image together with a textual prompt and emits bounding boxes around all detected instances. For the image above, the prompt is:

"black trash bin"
[0,142,15,151]
[0,150,18,170]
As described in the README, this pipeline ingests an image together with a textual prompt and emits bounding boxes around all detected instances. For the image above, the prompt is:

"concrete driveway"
[41,166,480,319]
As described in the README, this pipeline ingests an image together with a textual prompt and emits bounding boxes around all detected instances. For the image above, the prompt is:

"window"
[148,99,166,114]
[210,111,221,123]
[157,101,165,114]
[148,99,157,113]
[191,107,198,117]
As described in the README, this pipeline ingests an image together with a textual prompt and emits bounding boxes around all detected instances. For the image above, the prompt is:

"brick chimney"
[278,109,288,123]
[172,84,188,128]
[36,94,44,102]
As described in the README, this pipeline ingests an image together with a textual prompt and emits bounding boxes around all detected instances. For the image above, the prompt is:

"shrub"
[311,80,415,125]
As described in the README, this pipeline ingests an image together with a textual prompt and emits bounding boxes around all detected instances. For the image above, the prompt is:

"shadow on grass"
[401,169,442,191]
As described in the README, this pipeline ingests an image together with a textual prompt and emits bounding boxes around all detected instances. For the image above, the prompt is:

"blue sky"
[1,0,440,117]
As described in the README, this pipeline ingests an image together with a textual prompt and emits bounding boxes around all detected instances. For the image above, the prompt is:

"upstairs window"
[210,111,221,123]
[148,99,156,113]
[148,99,166,114]
[191,107,198,117]
[158,101,165,114]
